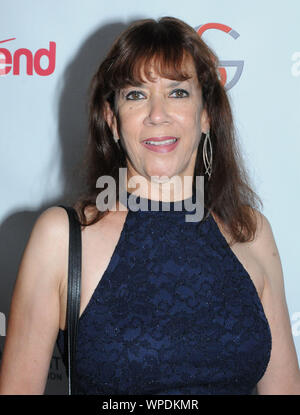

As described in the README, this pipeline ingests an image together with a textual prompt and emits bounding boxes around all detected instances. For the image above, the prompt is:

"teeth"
[145,138,177,146]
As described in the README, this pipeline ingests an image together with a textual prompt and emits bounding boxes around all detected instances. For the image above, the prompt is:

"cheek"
[119,107,142,132]
[118,110,144,154]
[176,105,202,131]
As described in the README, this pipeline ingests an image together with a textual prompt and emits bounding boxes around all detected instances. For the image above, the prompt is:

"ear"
[104,101,119,139]
[200,107,210,134]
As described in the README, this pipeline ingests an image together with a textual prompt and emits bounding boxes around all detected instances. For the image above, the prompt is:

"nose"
[144,94,171,125]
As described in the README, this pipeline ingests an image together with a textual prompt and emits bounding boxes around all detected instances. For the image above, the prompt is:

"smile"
[141,137,179,153]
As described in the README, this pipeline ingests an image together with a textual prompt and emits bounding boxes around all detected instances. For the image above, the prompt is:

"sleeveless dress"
[56,190,272,395]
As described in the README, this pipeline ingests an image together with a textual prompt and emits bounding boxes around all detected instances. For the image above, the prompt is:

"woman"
[0,16,299,395]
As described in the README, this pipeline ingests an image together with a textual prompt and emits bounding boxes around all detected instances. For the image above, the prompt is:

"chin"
[147,171,179,184]
[151,176,172,184]
[142,161,180,182]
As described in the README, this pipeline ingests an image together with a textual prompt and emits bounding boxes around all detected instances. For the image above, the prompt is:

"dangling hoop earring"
[202,131,213,180]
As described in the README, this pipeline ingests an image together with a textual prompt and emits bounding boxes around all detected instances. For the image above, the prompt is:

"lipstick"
[141,136,179,153]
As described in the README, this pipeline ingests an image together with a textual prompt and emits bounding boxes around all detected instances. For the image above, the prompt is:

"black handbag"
[58,205,82,395]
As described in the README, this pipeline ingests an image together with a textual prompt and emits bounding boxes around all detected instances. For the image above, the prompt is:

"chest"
[59,211,265,331]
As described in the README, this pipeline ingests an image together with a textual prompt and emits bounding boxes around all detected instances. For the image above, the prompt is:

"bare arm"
[0,207,68,394]
[255,213,300,394]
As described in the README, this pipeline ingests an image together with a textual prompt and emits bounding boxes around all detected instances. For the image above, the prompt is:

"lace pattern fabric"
[56,192,271,394]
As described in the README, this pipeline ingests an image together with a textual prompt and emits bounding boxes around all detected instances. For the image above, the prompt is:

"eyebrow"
[167,81,184,87]
[124,80,189,89]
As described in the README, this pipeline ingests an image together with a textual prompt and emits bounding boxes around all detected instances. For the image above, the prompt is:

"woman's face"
[105,58,209,193]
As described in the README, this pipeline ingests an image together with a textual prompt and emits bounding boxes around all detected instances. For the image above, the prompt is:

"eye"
[125,90,145,100]
[169,89,189,98]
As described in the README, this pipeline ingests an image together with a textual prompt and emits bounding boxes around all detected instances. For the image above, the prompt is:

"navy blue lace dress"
[56,191,272,395]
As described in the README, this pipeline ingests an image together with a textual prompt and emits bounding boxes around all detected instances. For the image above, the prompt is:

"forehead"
[130,59,199,87]
[140,59,197,85]
[119,50,199,87]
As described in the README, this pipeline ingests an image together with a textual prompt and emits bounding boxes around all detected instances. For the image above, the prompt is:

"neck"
[124,178,194,203]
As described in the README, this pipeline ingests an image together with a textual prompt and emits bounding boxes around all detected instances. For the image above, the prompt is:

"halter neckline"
[120,189,202,214]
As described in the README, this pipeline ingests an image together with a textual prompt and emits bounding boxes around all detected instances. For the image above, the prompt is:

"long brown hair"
[74,16,262,244]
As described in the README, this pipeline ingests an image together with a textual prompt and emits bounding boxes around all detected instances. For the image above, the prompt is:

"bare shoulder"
[241,209,286,304]
[247,210,281,272]
[250,209,272,243]
[29,206,71,288]
[34,206,69,237]
[34,206,70,252]
[212,208,273,254]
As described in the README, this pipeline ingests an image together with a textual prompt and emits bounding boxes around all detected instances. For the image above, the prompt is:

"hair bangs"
[111,45,194,92]
[131,48,194,84]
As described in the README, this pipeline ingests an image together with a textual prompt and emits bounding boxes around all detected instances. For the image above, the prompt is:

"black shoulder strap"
[58,205,82,395]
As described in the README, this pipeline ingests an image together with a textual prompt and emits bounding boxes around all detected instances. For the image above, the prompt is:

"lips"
[141,136,179,153]
[142,136,178,142]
